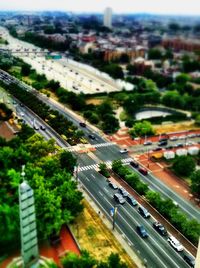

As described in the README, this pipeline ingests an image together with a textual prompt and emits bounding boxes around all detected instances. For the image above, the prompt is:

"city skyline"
[1,0,200,15]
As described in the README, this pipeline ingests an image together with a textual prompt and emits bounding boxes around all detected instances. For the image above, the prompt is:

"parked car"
[183,253,195,267]
[158,140,168,146]
[167,236,183,252]
[126,195,138,206]
[130,160,139,168]
[119,148,128,154]
[136,225,148,238]
[138,167,148,175]
[170,136,178,141]
[187,133,196,138]
[153,147,162,152]
[113,193,126,204]
[118,187,128,197]
[178,135,186,140]
[138,206,150,218]
[153,221,167,236]
[79,122,86,127]
[108,181,118,190]
[143,141,152,146]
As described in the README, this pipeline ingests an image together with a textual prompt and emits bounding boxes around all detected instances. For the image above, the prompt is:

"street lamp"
[110,205,118,230]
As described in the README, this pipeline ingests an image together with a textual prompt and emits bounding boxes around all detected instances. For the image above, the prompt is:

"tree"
[21,63,31,76]
[99,163,110,178]
[173,155,196,177]
[129,121,155,138]
[175,73,190,85]
[59,150,77,173]
[162,91,185,109]
[62,250,96,268]
[195,114,200,125]
[148,49,162,60]
[190,170,200,197]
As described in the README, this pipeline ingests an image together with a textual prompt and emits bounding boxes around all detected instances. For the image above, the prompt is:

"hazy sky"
[1,0,200,15]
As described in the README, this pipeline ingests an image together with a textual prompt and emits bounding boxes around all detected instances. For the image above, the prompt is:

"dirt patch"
[86,98,103,105]
[70,200,137,268]
[154,121,199,134]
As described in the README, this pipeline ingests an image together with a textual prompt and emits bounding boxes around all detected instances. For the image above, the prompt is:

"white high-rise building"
[103,7,112,29]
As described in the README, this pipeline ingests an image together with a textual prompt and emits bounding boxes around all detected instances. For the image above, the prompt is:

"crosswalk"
[66,142,116,152]
[93,142,116,148]
[78,157,133,172]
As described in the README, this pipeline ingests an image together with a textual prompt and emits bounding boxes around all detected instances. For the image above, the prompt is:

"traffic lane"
[75,153,98,167]
[93,144,130,162]
[128,165,200,221]
[91,172,190,268]
[78,172,161,268]
[79,171,188,268]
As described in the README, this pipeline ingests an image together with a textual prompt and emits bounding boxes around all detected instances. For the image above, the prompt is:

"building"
[103,7,112,29]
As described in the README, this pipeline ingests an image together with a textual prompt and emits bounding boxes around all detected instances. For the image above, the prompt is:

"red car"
[138,167,148,175]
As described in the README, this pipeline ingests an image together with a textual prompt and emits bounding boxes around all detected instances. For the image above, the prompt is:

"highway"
[0,26,133,94]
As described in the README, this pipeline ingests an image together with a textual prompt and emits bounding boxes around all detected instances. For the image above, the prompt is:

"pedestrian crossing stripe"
[78,157,133,172]
[65,142,116,152]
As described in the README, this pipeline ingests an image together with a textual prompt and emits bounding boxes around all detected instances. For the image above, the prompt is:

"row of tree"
[0,80,84,145]
[0,124,83,255]
[111,160,200,245]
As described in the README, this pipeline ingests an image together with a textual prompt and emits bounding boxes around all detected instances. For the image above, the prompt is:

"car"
[119,148,128,154]
[183,253,195,267]
[20,112,25,117]
[118,187,128,197]
[126,195,138,206]
[158,140,168,146]
[153,147,162,151]
[153,221,167,236]
[167,236,184,252]
[166,145,173,150]
[178,135,187,140]
[196,133,200,137]
[88,134,95,140]
[34,125,39,130]
[108,181,118,190]
[130,160,139,168]
[176,143,184,148]
[170,136,178,141]
[138,206,150,218]
[40,125,46,130]
[143,141,152,146]
[113,193,126,204]
[138,167,148,175]
[187,133,196,138]
[136,225,148,238]
[19,103,24,107]
[79,122,86,127]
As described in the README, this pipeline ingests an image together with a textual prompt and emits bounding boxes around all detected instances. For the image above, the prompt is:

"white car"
[119,148,128,154]
[169,136,178,141]
[167,236,183,251]
[143,141,152,146]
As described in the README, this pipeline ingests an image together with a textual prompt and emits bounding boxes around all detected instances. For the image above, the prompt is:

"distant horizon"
[1,0,200,16]
[1,10,200,18]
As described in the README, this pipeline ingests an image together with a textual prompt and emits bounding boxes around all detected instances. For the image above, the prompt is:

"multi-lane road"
[0,69,199,267]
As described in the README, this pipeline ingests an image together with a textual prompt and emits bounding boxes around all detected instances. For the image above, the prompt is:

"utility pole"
[111,206,118,230]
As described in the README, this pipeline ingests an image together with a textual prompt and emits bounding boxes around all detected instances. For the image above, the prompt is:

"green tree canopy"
[173,155,196,177]
[129,120,155,137]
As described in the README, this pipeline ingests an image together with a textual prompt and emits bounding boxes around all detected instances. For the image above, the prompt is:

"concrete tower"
[103,7,112,29]
[19,166,39,267]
